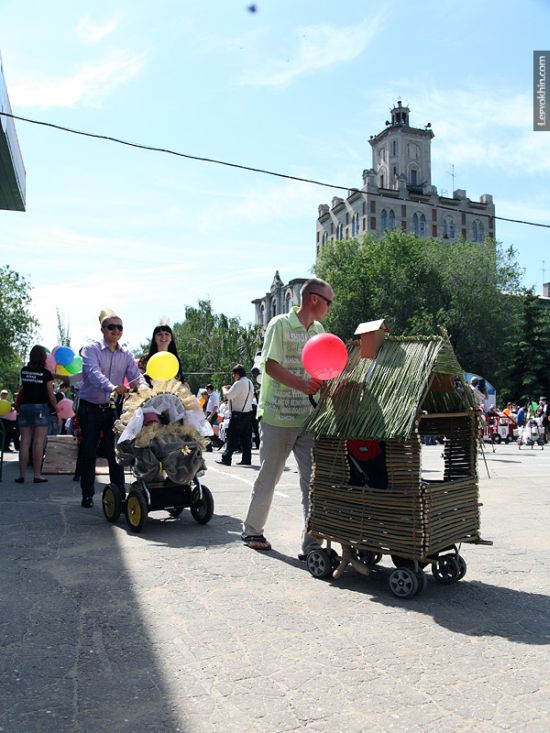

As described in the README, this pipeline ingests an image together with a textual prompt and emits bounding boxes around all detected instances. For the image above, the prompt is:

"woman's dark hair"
[27,345,47,370]
[146,325,182,380]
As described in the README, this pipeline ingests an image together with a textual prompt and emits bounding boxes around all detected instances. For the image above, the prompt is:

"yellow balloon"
[146,352,179,380]
[55,364,71,376]
[0,399,11,415]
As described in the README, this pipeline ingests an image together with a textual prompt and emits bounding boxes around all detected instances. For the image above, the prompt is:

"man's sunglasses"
[310,291,332,307]
[105,324,123,332]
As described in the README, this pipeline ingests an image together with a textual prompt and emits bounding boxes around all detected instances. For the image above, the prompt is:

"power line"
[2,110,550,230]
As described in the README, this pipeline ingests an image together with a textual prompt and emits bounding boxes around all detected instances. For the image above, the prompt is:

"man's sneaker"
[81,496,94,508]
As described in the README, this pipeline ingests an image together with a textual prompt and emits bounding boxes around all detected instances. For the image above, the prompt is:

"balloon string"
[309,395,317,408]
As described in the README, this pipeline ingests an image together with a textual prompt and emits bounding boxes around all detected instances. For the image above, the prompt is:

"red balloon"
[302,333,348,380]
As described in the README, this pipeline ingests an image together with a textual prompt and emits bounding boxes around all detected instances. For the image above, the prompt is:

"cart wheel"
[432,555,460,584]
[415,569,427,594]
[455,555,467,581]
[389,568,419,599]
[102,484,122,523]
[493,435,501,444]
[190,483,214,524]
[168,507,184,518]
[328,548,340,569]
[126,489,148,533]
[306,548,333,579]
[355,549,382,568]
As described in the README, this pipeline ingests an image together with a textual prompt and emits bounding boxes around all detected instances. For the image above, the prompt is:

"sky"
[1,0,549,355]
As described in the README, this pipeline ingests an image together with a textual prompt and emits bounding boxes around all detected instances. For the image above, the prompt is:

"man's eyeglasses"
[310,291,332,307]
[105,324,123,332]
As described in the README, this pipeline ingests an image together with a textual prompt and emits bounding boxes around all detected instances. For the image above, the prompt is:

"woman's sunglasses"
[106,324,123,331]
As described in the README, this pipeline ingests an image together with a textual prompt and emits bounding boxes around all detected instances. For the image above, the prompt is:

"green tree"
[315,231,523,388]
[56,307,71,346]
[0,265,38,390]
[171,299,262,394]
[496,290,550,403]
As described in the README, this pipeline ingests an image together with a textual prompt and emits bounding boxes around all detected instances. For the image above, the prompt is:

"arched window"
[443,216,456,240]
[351,212,359,236]
[388,209,395,230]
[261,304,266,328]
[412,212,426,236]
[336,222,343,239]
[322,231,328,245]
[392,140,398,156]
[285,291,292,313]
[471,219,484,242]
[271,300,277,318]
[409,167,418,185]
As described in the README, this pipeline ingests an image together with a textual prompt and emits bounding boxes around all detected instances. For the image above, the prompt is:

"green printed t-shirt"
[257,307,324,428]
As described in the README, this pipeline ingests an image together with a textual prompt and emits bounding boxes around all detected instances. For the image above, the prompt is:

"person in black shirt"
[16,345,58,483]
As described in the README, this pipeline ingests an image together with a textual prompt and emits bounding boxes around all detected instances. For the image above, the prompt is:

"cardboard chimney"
[354,319,387,359]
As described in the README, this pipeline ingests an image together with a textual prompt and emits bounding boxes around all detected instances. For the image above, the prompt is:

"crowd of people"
[1,278,334,560]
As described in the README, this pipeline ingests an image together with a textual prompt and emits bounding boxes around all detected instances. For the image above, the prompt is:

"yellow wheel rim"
[104,487,116,520]
[127,495,142,527]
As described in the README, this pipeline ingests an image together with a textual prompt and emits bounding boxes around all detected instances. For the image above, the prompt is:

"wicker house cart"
[304,331,491,598]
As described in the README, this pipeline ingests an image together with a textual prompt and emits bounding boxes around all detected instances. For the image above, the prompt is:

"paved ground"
[0,440,549,733]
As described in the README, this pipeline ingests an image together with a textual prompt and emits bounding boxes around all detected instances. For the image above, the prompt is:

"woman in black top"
[145,324,183,382]
[16,345,57,483]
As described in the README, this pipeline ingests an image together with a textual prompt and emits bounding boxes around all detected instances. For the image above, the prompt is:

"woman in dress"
[16,345,58,483]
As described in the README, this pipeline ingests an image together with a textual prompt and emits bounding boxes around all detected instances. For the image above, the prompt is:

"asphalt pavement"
[0,440,549,733]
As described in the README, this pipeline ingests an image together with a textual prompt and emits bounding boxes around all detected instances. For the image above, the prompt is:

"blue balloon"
[55,346,75,367]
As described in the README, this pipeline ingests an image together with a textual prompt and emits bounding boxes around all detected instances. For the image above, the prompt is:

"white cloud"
[241,13,386,87]
[76,16,119,44]
[11,51,144,108]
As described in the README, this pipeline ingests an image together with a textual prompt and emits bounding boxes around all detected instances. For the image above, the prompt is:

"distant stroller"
[518,417,545,449]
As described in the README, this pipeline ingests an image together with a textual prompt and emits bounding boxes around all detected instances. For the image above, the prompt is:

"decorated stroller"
[101,379,214,532]
[518,417,545,449]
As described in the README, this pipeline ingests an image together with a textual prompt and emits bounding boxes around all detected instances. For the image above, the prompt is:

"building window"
[471,219,485,242]
[443,216,456,240]
[261,305,266,328]
[381,209,396,231]
[272,300,277,318]
[410,168,418,185]
[285,292,292,313]
[336,222,343,239]
[392,140,398,156]
[412,212,426,236]
[379,147,386,163]
[351,212,359,236]
[322,231,328,245]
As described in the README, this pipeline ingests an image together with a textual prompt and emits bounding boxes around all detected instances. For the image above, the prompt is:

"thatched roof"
[305,334,476,441]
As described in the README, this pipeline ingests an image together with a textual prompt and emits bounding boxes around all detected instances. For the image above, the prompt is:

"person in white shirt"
[216,364,254,466]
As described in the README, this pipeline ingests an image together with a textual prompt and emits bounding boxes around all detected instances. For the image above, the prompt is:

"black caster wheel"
[168,506,184,518]
[389,567,419,599]
[355,549,383,568]
[306,548,333,579]
[327,547,340,570]
[190,481,214,524]
[415,569,427,594]
[432,555,460,584]
[102,484,123,523]
[126,488,148,533]
[455,554,467,581]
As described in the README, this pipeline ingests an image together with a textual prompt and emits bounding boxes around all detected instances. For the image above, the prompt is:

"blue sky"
[1,0,549,354]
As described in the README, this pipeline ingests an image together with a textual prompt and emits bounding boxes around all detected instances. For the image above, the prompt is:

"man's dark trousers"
[222,411,253,465]
[77,401,125,498]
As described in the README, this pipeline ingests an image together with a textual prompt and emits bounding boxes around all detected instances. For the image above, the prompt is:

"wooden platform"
[42,436,109,475]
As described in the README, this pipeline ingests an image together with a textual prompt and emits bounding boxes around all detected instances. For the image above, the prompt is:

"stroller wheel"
[168,506,184,518]
[102,484,122,523]
[190,482,214,524]
[126,489,148,533]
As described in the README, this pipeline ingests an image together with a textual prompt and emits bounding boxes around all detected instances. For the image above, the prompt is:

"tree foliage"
[315,232,524,391]
[0,265,38,390]
[171,299,262,394]
[496,290,550,403]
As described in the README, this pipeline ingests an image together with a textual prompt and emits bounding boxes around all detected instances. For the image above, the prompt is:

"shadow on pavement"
[317,563,550,646]
[0,462,192,733]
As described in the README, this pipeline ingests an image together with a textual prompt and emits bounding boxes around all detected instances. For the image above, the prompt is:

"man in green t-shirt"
[241,277,334,557]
